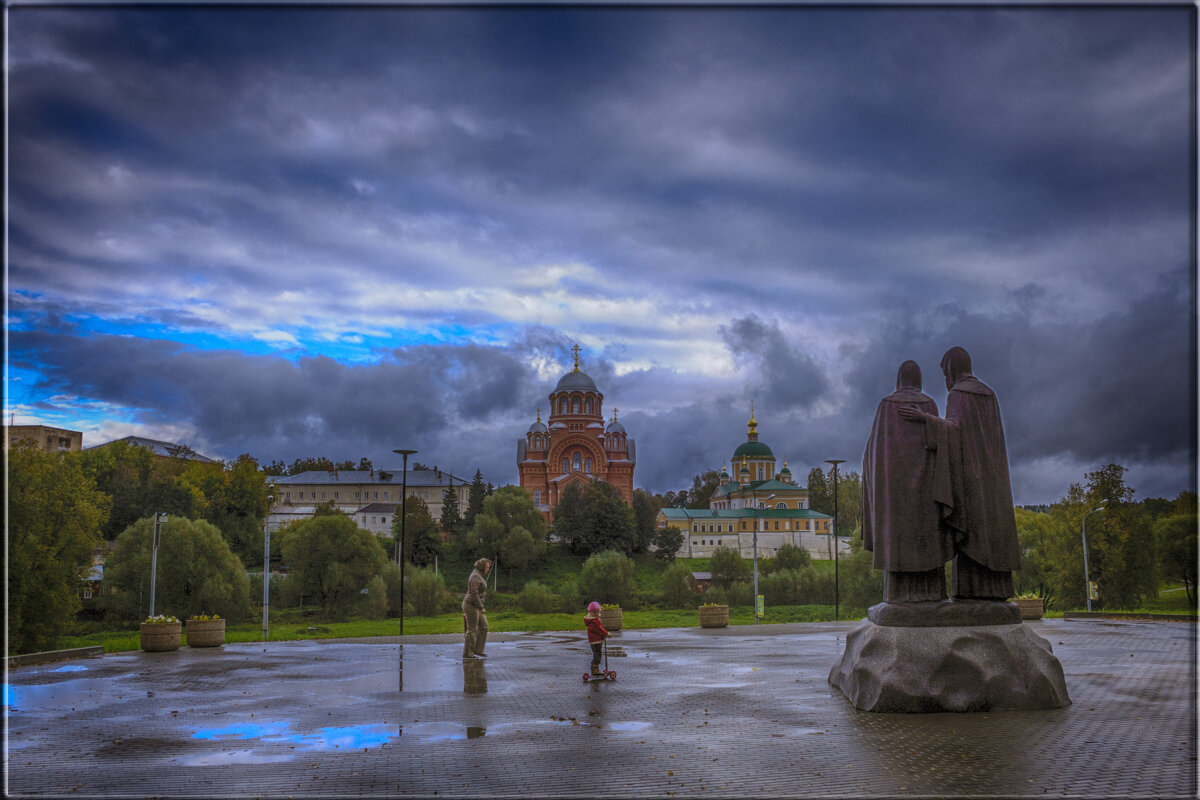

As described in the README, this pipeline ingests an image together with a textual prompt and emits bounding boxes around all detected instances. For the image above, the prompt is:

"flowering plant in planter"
[144,614,180,624]
[140,615,182,651]
[598,604,623,631]
[186,614,226,647]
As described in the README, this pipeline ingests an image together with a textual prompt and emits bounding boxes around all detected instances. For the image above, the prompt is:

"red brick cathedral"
[518,345,636,522]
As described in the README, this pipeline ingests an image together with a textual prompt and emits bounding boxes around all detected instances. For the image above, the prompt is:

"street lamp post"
[752,493,775,624]
[825,459,845,621]
[149,512,167,617]
[263,492,274,641]
[394,449,417,635]
[1081,504,1106,612]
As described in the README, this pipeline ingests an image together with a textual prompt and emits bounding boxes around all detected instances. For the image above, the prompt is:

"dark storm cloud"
[6,6,1194,503]
[719,316,828,411]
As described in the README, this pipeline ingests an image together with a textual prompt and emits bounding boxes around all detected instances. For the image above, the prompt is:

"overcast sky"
[6,5,1196,505]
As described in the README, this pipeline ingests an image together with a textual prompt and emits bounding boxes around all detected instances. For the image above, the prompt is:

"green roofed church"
[655,405,844,560]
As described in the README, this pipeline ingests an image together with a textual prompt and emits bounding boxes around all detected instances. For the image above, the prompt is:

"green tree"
[440,481,465,545]
[685,470,724,509]
[651,525,685,561]
[553,481,637,556]
[463,469,488,532]
[394,496,442,567]
[1156,511,1198,603]
[831,470,862,537]
[468,485,548,571]
[280,514,388,617]
[77,440,154,539]
[631,489,661,553]
[102,516,250,622]
[8,444,110,653]
[578,549,635,606]
[807,467,831,516]
[774,543,812,572]
[1014,506,1058,606]
[184,454,272,567]
[517,580,557,613]
[710,546,750,589]
[660,562,696,608]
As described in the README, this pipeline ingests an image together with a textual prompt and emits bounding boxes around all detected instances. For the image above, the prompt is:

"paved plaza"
[4,618,1196,797]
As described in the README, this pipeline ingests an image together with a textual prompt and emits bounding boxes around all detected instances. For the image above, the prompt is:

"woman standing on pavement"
[463,558,491,660]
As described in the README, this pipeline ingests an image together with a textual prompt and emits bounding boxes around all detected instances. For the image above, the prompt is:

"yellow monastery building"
[655,409,846,560]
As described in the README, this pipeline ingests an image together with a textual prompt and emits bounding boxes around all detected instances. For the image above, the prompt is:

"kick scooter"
[583,639,617,682]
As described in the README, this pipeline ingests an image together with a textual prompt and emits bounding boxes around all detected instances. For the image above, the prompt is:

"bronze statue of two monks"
[861,347,1022,624]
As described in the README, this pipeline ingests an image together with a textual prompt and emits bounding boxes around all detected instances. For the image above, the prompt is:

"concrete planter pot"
[186,618,226,647]
[699,605,729,628]
[1016,598,1044,620]
[140,621,182,652]
[600,607,622,632]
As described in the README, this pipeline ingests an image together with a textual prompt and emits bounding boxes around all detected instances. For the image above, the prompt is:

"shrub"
[517,580,557,614]
[660,562,696,608]
[700,586,728,606]
[103,516,250,622]
[362,575,388,619]
[710,546,751,589]
[774,544,813,572]
[406,566,455,617]
[726,580,754,607]
[578,550,636,606]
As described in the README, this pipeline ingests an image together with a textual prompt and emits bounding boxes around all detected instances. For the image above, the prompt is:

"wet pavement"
[4,619,1196,797]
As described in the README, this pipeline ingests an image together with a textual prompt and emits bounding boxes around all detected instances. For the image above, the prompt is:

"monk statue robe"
[899,347,1021,600]
[862,360,954,603]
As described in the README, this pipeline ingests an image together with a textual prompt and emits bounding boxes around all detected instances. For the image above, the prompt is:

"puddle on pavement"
[51,665,89,673]
[189,721,401,759]
[3,678,112,713]
[399,719,651,740]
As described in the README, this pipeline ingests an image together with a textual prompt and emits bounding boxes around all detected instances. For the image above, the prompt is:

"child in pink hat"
[583,601,610,676]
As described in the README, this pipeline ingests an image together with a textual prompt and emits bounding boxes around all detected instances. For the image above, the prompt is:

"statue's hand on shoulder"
[897,404,926,423]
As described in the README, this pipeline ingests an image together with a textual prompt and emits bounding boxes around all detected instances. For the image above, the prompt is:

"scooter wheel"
[582,673,590,682]
[607,670,617,680]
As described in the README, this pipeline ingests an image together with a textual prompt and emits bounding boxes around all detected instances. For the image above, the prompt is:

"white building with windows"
[266,466,472,537]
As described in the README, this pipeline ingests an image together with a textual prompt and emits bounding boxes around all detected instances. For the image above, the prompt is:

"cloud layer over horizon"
[7,6,1195,504]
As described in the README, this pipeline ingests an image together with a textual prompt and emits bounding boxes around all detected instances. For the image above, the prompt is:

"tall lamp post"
[263,491,274,641]
[394,449,417,635]
[752,493,775,624]
[1081,504,1106,612]
[825,459,845,621]
[149,512,167,616]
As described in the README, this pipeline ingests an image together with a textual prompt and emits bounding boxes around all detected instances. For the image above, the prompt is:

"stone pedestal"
[829,609,1070,713]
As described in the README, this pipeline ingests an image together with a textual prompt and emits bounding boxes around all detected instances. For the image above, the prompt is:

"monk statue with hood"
[862,360,954,604]
[830,348,1068,713]
[897,346,1022,602]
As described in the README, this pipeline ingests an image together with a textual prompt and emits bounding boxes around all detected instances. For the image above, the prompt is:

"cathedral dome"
[554,370,598,393]
[528,420,548,434]
[606,419,626,435]
[733,440,774,459]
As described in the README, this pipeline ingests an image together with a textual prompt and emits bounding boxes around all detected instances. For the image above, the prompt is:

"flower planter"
[140,621,182,652]
[699,605,729,628]
[600,607,622,632]
[186,618,226,647]
[1016,598,1044,620]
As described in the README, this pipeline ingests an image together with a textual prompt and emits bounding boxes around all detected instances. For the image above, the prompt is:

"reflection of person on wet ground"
[463,558,491,660]
[584,601,610,676]
[462,659,487,694]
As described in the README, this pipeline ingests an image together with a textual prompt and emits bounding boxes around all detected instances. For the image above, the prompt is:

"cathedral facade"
[518,346,635,522]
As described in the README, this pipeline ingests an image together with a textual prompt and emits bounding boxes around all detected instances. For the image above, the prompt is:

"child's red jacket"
[584,616,609,643]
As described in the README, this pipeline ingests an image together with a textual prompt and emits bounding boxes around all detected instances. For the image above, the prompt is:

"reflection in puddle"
[3,679,111,712]
[51,665,89,673]
[180,749,295,766]
[192,722,399,752]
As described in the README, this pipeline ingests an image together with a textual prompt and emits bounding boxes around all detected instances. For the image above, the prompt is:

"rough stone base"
[829,620,1071,713]
[868,598,1021,627]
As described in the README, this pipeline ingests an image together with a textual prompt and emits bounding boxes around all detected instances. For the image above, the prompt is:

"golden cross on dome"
[536,408,541,422]
[612,407,619,421]
[571,343,581,371]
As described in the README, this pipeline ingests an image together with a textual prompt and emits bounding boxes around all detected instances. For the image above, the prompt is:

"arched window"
[776,502,786,509]
[585,398,592,413]
[562,458,569,472]
[573,452,581,472]
[559,398,567,414]
[585,457,592,474]
[573,398,580,413]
